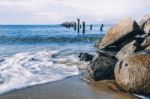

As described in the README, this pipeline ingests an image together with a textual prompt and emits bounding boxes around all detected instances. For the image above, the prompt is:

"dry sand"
[0,76,138,99]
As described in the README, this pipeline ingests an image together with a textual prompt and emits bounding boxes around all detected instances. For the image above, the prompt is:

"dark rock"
[115,40,142,60]
[97,49,117,59]
[115,50,150,96]
[139,14,150,34]
[88,53,117,81]
[134,33,149,44]
[78,52,93,61]
[96,17,143,50]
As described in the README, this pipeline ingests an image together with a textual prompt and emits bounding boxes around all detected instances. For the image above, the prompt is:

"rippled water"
[0,25,108,94]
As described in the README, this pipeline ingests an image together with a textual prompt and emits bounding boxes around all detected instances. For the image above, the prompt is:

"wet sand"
[0,76,138,99]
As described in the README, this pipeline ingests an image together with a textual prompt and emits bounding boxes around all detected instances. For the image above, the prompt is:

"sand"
[0,76,138,99]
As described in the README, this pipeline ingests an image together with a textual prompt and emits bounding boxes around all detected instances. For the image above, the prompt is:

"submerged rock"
[115,50,150,95]
[88,53,117,81]
[115,40,142,60]
[78,52,93,61]
[139,14,150,34]
[97,17,143,50]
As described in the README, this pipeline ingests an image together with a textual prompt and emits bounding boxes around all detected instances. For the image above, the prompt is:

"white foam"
[0,49,81,94]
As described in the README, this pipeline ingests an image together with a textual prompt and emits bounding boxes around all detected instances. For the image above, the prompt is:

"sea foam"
[0,49,81,94]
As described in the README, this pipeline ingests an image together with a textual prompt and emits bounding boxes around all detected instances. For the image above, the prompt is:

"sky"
[0,0,150,24]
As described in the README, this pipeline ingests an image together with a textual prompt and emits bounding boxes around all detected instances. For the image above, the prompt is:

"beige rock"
[139,14,150,34]
[115,50,150,95]
[144,20,150,34]
[115,40,142,60]
[97,17,143,50]
[145,45,150,50]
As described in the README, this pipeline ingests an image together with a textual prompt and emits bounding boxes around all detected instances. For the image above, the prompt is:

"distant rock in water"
[115,40,142,60]
[115,50,150,95]
[88,53,117,81]
[78,52,93,61]
[139,14,150,34]
[96,17,143,50]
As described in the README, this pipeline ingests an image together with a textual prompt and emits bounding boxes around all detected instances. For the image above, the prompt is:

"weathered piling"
[100,24,104,31]
[74,22,76,31]
[82,21,85,34]
[77,19,80,33]
[80,25,81,29]
[90,24,92,30]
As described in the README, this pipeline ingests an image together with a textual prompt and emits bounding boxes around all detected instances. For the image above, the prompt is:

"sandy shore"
[0,76,138,99]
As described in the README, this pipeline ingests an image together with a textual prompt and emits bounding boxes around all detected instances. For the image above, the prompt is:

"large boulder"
[115,50,150,95]
[88,53,117,81]
[96,17,143,50]
[139,14,150,34]
[115,40,142,60]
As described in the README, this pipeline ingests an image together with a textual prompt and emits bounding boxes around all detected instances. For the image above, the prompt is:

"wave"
[0,34,103,44]
[0,49,90,95]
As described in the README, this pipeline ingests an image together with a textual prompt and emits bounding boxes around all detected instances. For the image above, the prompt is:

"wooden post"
[77,19,80,33]
[100,24,104,31]
[67,22,70,28]
[80,24,81,29]
[90,24,92,30]
[82,21,85,34]
[74,22,76,31]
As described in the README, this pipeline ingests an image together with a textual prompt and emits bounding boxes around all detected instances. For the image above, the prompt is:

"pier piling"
[82,21,85,34]
[90,24,92,30]
[77,19,80,33]
[100,24,104,31]
[74,22,76,31]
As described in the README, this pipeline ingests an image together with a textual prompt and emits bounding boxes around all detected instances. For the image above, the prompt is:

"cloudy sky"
[0,0,150,24]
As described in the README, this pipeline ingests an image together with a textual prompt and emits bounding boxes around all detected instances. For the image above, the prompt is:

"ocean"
[0,25,109,94]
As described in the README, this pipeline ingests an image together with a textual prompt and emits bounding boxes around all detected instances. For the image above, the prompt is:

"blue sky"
[0,0,150,24]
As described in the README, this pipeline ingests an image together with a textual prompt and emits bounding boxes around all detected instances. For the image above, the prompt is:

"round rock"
[115,50,150,95]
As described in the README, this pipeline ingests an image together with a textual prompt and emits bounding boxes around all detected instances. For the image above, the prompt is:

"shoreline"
[0,76,137,99]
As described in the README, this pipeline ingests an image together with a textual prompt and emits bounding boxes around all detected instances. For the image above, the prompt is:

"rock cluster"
[80,14,150,96]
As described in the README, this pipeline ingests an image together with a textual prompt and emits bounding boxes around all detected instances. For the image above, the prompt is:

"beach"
[0,76,137,99]
[0,23,149,99]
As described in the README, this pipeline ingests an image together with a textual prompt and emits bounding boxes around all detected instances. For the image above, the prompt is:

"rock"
[97,49,117,59]
[145,45,150,50]
[139,14,150,34]
[115,50,150,95]
[88,53,117,81]
[78,52,93,61]
[141,35,150,49]
[144,20,150,34]
[97,17,143,50]
[115,40,142,60]
[134,33,149,44]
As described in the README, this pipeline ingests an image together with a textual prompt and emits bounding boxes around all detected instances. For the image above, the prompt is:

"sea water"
[0,25,108,94]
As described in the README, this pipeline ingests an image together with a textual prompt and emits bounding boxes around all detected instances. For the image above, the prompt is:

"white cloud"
[0,0,149,24]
